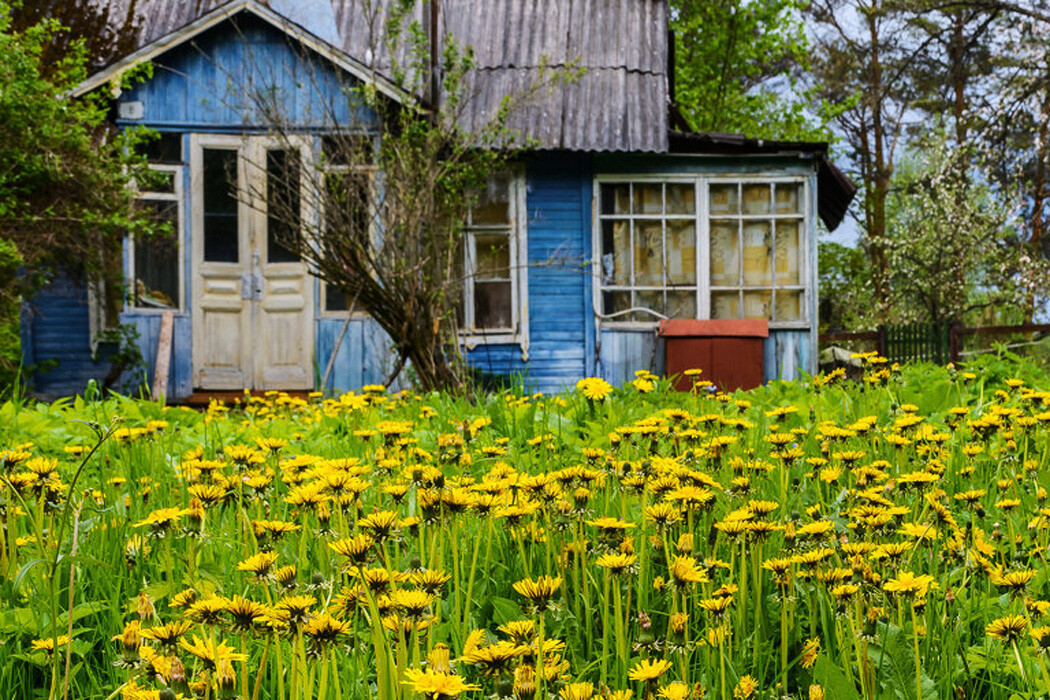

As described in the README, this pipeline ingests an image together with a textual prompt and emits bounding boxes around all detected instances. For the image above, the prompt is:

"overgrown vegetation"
[0,0,161,394]
[4,355,1050,699]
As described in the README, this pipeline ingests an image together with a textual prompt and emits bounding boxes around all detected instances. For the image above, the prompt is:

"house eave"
[667,129,856,232]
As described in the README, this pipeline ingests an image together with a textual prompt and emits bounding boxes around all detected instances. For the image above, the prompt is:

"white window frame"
[459,168,529,353]
[593,174,810,330]
[318,145,378,319]
[127,163,185,312]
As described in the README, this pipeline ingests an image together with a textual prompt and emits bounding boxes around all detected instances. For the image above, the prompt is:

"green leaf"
[813,653,861,700]
[866,623,939,700]
[490,597,525,625]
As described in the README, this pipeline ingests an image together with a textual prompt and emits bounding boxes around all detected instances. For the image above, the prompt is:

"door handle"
[241,272,254,300]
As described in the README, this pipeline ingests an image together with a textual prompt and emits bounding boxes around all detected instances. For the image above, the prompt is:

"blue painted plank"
[120,15,375,131]
[763,329,810,382]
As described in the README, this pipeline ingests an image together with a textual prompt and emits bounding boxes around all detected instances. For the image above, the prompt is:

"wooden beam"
[153,311,175,401]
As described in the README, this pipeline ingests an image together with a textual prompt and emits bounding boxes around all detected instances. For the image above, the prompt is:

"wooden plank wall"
[23,278,119,398]
[598,328,666,386]
[763,329,811,382]
[122,312,194,399]
[120,14,368,130]
[457,152,594,394]
[316,317,399,393]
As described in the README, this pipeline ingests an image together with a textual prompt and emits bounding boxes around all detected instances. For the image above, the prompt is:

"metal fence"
[820,322,1050,365]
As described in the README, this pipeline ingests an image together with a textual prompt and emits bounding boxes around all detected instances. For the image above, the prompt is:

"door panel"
[192,136,315,391]
[193,141,251,389]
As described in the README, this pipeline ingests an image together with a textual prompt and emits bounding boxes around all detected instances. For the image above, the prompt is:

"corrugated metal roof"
[93,0,669,152]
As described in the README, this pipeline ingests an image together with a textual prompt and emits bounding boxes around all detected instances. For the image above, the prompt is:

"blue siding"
[316,317,398,392]
[464,153,593,394]
[119,14,371,130]
[598,329,665,387]
[24,278,116,398]
[120,312,193,399]
[763,329,811,383]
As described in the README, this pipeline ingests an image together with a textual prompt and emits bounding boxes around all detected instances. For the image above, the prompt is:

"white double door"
[191,135,315,391]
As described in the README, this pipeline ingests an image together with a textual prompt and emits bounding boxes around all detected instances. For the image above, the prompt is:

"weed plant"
[2,352,1050,699]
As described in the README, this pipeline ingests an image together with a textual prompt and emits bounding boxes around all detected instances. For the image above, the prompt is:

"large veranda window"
[597,177,807,326]
[129,133,184,310]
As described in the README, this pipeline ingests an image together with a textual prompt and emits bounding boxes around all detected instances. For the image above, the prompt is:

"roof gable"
[81,0,670,152]
[75,0,409,103]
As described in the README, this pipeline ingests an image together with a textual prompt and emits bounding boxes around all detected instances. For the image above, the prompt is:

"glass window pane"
[474,234,510,279]
[666,183,695,214]
[633,183,663,214]
[775,220,801,285]
[474,281,512,329]
[134,200,179,309]
[711,291,740,319]
[775,291,802,321]
[267,149,301,264]
[326,171,372,241]
[634,221,663,286]
[743,184,771,214]
[603,290,631,318]
[138,132,183,164]
[666,221,696,285]
[709,184,739,215]
[601,183,630,215]
[743,291,772,319]
[774,183,801,214]
[472,174,510,224]
[141,169,176,194]
[321,134,374,166]
[635,290,663,322]
[666,291,696,319]
[742,222,772,286]
[709,220,739,287]
[203,148,239,263]
[601,220,630,285]
[325,285,361,313]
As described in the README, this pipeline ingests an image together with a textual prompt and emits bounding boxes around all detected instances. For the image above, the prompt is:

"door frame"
[189,133,316,391]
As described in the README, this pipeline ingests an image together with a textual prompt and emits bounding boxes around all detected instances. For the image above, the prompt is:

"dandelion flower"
[627,658,672,682]
[800,637,820,668]
[576,377,613,401]
[986,615,1028,643]
[513,575,562,612]
[402,668,480,699]
[733,675,758,699]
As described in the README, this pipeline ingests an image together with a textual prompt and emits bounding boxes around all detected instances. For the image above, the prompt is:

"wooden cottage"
[20,0,855,399]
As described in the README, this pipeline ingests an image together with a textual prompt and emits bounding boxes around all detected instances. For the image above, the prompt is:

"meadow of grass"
[3,353,1050,700]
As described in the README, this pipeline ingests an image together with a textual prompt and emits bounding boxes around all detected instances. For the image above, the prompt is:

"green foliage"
[0,1,156,295]
[0,238,22,393]
[885,135,1045,325]
[670,0,831,141]
[818,240,874,331]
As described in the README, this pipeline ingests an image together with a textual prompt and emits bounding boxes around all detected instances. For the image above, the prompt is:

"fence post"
[878,324,887,358]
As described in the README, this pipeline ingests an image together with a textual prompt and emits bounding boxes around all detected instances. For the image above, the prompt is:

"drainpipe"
[429,0,440,112]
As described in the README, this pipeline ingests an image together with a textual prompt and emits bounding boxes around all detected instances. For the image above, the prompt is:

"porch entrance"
[190,135,315,391]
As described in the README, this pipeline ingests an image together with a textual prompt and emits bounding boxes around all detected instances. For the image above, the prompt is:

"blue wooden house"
[20,0,854,399]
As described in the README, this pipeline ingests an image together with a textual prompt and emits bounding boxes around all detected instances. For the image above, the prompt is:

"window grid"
[462,192,517,334]
[596,176,807,327]
[709,181,806,323]
[129,163,184,311]
[320,161,377,315]
[598,181,699,323]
